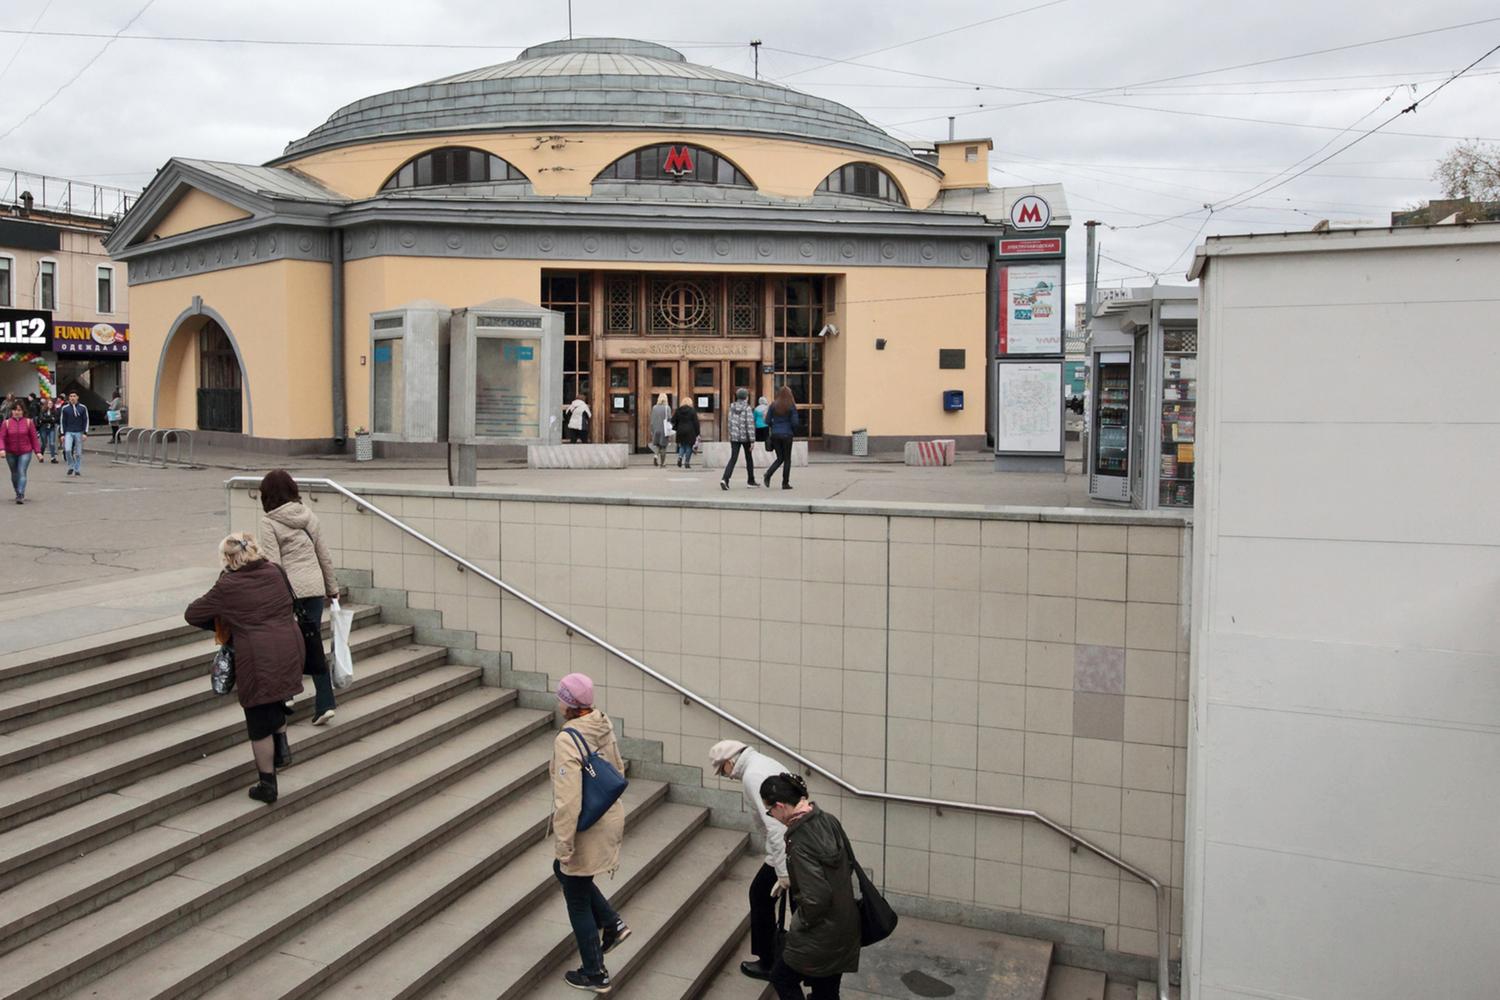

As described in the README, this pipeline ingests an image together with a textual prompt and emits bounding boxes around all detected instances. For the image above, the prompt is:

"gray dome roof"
[279,37,921,164]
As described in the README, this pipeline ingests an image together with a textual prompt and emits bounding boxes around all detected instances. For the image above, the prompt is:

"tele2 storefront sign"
[0,309,129,357]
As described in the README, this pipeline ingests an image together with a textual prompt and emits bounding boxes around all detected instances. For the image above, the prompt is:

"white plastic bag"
[329,598,355,689]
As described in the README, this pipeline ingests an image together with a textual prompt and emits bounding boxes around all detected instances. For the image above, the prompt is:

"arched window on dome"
[816,162,908,206]
[381,147,526,191]
[594,144,752,187]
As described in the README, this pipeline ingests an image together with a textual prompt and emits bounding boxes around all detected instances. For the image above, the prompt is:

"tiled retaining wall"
[228,484,1190,972]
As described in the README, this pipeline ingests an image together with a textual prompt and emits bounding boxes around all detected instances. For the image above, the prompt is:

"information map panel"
[996,361,1063,454]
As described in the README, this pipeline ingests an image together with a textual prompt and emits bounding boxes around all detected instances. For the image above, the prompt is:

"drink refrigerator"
[1088,350,1132,503]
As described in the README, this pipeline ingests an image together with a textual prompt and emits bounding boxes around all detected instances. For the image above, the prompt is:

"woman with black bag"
[186,534,305,804]
[760,773,863,999]
[257,469,341,726]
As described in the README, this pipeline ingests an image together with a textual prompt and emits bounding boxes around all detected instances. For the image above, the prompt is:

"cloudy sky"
[1,0,1496,301]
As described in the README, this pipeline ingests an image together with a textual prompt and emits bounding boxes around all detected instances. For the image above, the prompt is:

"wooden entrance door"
[641,362,677,449]
[605,363,635,448]
[196,320,242,433]
[690,363,720,442]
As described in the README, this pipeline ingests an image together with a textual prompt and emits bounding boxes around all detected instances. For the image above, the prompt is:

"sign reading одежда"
[998,264,1062,355]
[51,321,130,357]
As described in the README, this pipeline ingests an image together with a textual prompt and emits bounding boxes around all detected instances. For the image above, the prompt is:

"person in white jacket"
[710,739,791,981]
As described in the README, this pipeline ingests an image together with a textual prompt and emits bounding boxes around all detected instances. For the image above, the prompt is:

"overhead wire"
[0,0,55,90]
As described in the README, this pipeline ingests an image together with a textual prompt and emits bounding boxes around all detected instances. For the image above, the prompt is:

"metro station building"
[106,37,1068,454]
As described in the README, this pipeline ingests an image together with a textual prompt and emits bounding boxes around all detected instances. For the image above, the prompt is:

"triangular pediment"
[149,187,252,240]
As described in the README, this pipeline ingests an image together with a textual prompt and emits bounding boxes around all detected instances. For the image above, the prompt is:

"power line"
[0,27,747,51]
[772,0,1068,81]
[0,0,159,145]
[0,0,55,90]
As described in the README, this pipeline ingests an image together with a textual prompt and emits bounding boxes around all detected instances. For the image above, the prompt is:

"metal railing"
[227,475,1173,998]
[113,427,195,468]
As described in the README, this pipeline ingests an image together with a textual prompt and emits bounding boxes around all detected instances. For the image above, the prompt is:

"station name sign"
[998,238,1063,256]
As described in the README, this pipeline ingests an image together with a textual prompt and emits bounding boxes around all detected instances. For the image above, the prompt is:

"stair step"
[321,793,692,1000]
[0,620,407,770]
[0,605,378,697]
[197,780,669,1000]
[1136,981,1176,1000]
[0,653,471,884]
[2,720,557,1000]
[697,953,774,1000]
[0,690,544,954]
[1045,966,1108,1000]
[432,814,746,1000]
[609,851,761,1000]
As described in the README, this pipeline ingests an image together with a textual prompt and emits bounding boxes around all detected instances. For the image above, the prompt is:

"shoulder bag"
[211,644,236,695]
[834,821,899,946]
[562,726,629,832]
[276,561,327,676]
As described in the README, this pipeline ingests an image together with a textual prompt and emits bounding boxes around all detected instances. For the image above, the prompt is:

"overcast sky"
[1,0,1496,303]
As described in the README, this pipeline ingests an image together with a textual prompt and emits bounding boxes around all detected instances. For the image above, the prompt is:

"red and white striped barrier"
[904,439,955,466]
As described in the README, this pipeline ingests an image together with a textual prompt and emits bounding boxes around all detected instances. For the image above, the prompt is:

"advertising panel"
[51,320,130,358]
[0,308,51,350]
[996,361,1063,454]
[998,264,1062,355]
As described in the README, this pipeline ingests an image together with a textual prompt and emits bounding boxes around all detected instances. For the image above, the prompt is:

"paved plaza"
[1,435,1095,595]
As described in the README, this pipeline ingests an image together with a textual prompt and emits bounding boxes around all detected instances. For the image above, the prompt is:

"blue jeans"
[295,596,336,716]
[553,859,620,976]
[38,426,56,458]
[677,442,694,465]
[6,452,32,499]
[63,431,83,473]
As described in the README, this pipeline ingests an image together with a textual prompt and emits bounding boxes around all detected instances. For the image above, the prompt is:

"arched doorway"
[196,320,242,432]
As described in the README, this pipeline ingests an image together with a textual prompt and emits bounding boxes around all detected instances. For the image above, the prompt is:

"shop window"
[371,336,404,435]
[39,260,56,310]
[816,162,908,206]
[1159,328,1198,508]
[381,147,525,191]
[649,275,719,335]
[594,144,753,187]
[97,266,114,314]
[0,256,11,307]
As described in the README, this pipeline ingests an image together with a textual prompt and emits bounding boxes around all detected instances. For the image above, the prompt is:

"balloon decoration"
[0,353,57,398]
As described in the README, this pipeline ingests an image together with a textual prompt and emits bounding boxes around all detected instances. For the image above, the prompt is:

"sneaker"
[600,919,631,955]
[563,969,611,993]
[720,480,729,491]
[312,708,335,727]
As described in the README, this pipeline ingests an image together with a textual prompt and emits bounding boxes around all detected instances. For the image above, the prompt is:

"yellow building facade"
[108,38,1068,453]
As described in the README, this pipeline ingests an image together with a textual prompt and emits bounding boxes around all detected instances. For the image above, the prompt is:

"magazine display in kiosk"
[1089,351,1132,503]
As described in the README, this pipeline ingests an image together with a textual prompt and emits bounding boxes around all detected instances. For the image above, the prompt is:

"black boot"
[248,771,278,803]
[273,731,292,769]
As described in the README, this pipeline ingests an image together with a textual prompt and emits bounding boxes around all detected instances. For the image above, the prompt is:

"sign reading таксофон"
[51,320,130,357]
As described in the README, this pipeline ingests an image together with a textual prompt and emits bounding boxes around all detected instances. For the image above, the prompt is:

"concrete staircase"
[0,606,768,1000]
[0,592,1158,1000]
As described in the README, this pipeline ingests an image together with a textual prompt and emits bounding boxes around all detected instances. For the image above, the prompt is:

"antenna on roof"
[751,39,761,80]
[567,0,573,39]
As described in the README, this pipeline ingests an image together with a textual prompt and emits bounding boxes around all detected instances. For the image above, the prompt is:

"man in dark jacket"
[58,391,89,477]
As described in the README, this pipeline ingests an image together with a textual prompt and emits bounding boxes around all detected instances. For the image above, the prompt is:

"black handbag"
[276,563,327,676]
[836,824,898,946]
[210,645,235,695]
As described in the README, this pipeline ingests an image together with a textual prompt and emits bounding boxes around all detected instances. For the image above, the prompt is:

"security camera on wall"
[816,323,839,338]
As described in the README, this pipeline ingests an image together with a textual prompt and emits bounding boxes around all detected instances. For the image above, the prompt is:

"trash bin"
[355,432,373,462]
[852,428,869,457]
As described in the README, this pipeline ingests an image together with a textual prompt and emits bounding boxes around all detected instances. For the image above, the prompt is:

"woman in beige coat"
[257,469,340,725]
[551,672,630,993]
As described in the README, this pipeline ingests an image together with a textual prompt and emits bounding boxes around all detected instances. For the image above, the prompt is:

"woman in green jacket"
[760,773,860,999]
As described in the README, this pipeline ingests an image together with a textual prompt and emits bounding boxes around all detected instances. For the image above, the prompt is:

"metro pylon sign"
[1009,195,1050,231]
[662,146,695,177]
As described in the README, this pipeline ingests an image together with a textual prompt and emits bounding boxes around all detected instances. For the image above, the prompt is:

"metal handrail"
[227,475,1172,998]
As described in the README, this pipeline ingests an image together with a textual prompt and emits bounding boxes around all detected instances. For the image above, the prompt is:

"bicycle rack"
[112,426,147,464]
[111,426,196,468]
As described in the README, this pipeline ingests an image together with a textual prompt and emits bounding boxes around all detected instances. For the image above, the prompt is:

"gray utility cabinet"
[449,298,564,446]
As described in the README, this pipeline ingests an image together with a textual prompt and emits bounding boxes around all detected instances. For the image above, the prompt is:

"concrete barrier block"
[697,440,808,468]
[904,439,955,466]
[528,443,630,469]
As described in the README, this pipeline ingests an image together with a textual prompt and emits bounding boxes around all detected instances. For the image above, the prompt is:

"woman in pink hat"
[550,672,630,993]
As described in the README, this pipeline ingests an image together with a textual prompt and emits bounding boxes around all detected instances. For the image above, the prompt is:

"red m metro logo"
[1009,194,1050,231]
[662,145,695,176]
[1016,203,1043,225]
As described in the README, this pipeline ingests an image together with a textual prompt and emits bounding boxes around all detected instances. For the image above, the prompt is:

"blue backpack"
[563,727,628,832]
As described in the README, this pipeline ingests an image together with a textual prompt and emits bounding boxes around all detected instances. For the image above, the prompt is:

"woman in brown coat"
[186,533,305,803]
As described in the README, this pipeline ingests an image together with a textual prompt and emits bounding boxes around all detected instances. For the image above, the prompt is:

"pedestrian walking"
[257,469,341,726]
[564,396,592,443]
[649,393,672,467]
[35,399,58,464]
[671,400,699,469]
[25,393,42,420]
[59,391,89,477]
[107,390,124,444]
[1,400,42,504]
[762,386,799,490]
[551,672,631,994]
[709,740,790,980]
[754,395,770,444]
[184,534,305,804]
[760,772,861,1000]
[721,387,759,491]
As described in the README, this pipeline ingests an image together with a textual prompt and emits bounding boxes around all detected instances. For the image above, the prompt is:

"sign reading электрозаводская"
[51,320,130,358]
[0,308,51,349]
